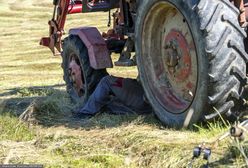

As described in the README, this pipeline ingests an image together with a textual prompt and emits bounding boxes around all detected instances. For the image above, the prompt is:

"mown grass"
[1,85,230,167]
[0,0,248,167]
[0,113,35,141]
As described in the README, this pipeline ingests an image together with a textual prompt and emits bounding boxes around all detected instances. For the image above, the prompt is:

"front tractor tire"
[136,0,247,127]
[62,35,108,103]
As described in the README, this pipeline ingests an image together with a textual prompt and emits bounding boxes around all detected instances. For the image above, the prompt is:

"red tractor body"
[41,0,248,128]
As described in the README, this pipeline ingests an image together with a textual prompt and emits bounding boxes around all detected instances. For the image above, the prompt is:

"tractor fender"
[69,27,113,69]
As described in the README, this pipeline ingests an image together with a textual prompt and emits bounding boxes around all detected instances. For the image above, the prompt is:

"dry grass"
[0,0,247,167]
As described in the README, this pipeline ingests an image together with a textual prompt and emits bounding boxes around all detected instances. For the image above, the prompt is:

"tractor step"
[114,58,136,67]
[114,37,136,67]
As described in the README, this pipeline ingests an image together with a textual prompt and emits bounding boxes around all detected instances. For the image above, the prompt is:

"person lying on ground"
[72,75,152,118]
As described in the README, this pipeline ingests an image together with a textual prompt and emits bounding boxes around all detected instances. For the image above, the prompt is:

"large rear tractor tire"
[62,35,108,103]
[135,0,248,127]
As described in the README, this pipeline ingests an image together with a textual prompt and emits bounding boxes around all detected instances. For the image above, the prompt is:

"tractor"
[40,0,248,128]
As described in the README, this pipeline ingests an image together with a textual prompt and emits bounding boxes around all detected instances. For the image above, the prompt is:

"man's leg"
[78,75,115,115]
[105,99,137,115]
[77,75,140,115]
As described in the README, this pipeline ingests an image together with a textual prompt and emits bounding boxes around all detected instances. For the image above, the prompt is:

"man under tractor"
[72,75,152,118]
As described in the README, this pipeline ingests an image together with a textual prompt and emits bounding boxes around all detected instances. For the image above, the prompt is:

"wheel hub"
[140,2,198,114]
[164,30,191,82]
[165,43,180,68]
[69,55,84,97]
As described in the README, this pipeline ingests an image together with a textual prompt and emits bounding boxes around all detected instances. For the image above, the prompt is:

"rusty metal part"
[69,27,113,69]
[92,6,124,39]
[40,0,70,55]
[164,44,180,68]
[244,1,248,25]
[106,7,125,39]
[164,30,193,83]
[113,9,125,39]
[115,37,136,66]
[102,29,122,39]
[230,0,248,27]
[102,9,124,41]
[236,0,246,26]
[140,2,197,114]
[69,56,84,96]
[40,0,83,55]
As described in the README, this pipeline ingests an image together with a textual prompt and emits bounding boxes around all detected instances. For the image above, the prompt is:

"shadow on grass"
[0,84,162,130]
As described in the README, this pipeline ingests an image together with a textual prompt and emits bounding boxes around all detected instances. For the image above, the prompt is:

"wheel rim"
[141,1,198,114]
[68,53,84,97]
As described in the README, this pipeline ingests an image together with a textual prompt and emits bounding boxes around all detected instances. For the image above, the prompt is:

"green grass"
[0,113,35,141]
[0,0,247,167]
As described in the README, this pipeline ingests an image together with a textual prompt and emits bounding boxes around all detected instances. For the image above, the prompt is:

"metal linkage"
[40,0,84,55]
[188,143,211,168]
[40,0,71,55]
[189,119,248,167]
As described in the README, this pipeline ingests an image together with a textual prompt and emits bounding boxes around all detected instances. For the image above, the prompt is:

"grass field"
[0,0,248,167]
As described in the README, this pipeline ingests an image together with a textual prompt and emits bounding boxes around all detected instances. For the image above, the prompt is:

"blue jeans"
[79,75,152,115]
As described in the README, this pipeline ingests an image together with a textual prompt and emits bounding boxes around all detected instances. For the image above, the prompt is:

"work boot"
[71,106,93,119]
[72,112,93,119]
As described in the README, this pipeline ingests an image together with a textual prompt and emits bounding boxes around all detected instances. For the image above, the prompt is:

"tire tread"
[197,0,247,120]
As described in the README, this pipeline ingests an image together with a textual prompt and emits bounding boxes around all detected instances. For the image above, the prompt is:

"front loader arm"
[40,0,82,55]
